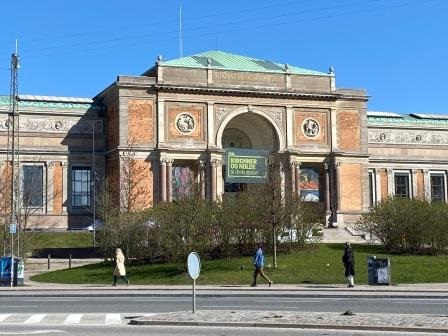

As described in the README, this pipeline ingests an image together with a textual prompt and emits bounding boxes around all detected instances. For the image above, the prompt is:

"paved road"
[2,284,448,333]
[1,295,448,315]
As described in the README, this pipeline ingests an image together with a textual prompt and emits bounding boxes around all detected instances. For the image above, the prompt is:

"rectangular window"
[430,173,445,202]
[72,167,91,207]
[22,165,44,207]
[394,173,410,198]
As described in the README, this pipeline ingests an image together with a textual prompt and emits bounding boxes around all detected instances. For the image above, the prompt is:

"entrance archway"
[219,111,280,194]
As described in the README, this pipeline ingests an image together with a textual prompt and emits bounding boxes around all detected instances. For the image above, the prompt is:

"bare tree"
[97,139,152,259]
[252,155,322,268]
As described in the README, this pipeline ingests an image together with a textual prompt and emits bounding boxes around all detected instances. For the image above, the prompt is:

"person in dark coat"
[342,242,355,287]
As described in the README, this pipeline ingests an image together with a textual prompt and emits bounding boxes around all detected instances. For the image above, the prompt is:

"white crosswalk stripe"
[0,313,156,325]
[64,313,83,324]
[105,313,121,325]
[24,314,46,324]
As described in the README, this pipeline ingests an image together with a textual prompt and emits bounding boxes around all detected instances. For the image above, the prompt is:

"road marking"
[0,314,11,322]
[0,331,64,334]
[133,298,190,302]
[25,299,79,302]
[24,314,46,324]
[394,301,448,305]
[1,306,39,308]
[63,314,82,324]
[257,299,325,303]
[105,313,121,324]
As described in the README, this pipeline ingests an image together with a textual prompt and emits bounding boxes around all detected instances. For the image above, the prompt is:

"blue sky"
[1,0,447,113]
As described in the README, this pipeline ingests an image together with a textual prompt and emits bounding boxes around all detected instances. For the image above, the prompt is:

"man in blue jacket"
[251,243,273,287]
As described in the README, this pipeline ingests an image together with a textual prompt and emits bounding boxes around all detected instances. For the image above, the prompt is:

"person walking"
[251,243,273,287]
[342,242,355,287]
[112,248,130,286]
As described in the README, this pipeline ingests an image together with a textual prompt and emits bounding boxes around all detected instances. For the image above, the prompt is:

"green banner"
[225,148,268,183]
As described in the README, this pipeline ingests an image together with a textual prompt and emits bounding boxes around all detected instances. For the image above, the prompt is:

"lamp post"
[92,120,97,248]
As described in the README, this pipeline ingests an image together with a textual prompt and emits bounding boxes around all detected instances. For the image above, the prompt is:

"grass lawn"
[27,231,93,250]
[30,243,448,285]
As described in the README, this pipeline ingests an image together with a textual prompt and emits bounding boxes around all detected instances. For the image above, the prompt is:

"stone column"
[295,162,301,197]
[210,159,218,202]
[335,162,342,212]
[324,163,331,214]
[412,169,418,198]
[423,169,430,200]
[62,162,68,214]
[332,161,341,227]
[375,168,381,204]
[166,159,173,202]
[200,160,206,200]
[290,161,296,195]
[160,159,167,202]
[47,161,55,214]
[387,168,394,196]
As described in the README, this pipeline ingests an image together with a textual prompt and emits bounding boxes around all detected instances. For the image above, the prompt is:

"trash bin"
[367,256,391,285]
[0,256,23,287]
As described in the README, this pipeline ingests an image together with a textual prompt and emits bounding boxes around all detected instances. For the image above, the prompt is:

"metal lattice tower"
[4,52,20,257]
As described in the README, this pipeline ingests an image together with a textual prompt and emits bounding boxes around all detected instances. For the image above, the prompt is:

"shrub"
[356,197,448,254]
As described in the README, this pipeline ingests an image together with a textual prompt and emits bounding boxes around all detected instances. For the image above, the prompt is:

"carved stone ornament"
[0,117,101,134]
[265,107,284,127]
[302,118,320,137]
[175,113,196,134]
[369,129,448,145]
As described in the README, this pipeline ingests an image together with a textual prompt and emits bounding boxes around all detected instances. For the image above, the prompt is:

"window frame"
[429,171,447,203]
[21,164,45,209]
[393,171,411,198]
[71,166,92,208]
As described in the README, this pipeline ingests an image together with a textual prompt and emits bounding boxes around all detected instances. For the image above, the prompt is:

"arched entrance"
[220,111,280,194]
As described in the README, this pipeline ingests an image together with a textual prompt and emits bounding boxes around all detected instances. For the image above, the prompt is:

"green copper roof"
[368,113,448,125]
[0,95,102,110]
[161,50,328,76]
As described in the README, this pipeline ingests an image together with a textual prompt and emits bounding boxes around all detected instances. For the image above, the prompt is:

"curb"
[128,319,448,333]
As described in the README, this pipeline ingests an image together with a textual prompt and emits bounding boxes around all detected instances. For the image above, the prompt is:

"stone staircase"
[321,226,369,244]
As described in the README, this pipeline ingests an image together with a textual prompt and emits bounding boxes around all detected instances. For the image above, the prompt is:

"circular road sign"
[187,252,201,280]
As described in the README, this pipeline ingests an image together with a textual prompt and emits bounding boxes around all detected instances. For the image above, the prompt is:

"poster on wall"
[172,166,194,200]
[299,167,320,202]
[225,148,269,184]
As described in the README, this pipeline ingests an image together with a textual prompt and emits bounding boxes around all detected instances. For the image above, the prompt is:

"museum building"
[1,50,448,230]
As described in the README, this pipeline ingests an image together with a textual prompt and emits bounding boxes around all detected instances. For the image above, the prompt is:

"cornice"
[154,84,341,101]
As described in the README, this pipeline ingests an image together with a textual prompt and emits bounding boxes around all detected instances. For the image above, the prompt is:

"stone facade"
[0,51,447,230]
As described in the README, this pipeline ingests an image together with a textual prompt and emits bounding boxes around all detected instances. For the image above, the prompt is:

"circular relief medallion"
[175,113,195,134]
[54,121,63,130]
[301,118,320,137]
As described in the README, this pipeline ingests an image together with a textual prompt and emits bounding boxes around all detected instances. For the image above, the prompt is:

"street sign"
[187,252,201,314]
[187,252,201,280]
[9,224,16,234]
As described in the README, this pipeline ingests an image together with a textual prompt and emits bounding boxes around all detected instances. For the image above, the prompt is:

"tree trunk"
[272,225,277,269]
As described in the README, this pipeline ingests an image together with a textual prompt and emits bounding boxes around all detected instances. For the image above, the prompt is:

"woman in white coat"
[112,248,129,286]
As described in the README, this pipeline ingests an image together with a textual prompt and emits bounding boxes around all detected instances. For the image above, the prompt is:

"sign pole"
[187,252,201,315]
[10,224,15,288]
[193,278,196,314]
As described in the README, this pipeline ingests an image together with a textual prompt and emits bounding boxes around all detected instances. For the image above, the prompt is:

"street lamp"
[92,120,98,248]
